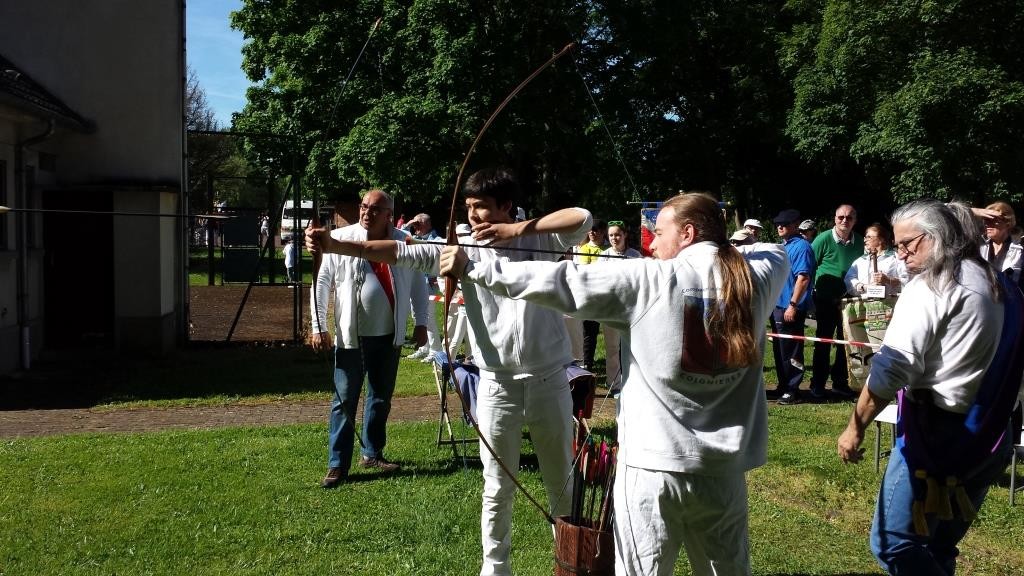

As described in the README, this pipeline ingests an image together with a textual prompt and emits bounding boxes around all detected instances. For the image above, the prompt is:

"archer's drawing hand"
[471,221,519,244]
[305,225,330,254]
[440,246,469,278]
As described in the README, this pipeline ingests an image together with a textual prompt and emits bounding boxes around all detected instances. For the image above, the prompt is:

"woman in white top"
[979,201,1023,284]
[600,221,641,393]
[844,222,908,297]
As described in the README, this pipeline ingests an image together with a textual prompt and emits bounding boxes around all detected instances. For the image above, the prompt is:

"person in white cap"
[743,218,763,241]
[730,229,755,246]
[798,219,818,243]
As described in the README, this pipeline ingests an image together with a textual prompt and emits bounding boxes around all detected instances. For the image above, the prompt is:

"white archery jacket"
[459,241,789,475]
[311,224,428,349]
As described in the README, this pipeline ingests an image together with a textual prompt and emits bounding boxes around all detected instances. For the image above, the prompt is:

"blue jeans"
[870,425,1011,575]
[770,307,806,393]
[328,335,401,471]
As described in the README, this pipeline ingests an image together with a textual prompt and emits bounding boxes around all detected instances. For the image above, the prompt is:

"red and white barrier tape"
[766,332,880,350]
[429,294,465,305]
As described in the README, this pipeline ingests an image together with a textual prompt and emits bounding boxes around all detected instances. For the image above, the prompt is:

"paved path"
[0,394,619,439]
[0,395,437,439]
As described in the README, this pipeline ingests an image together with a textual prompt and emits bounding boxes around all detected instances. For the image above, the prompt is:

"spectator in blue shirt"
[769,209,816,405]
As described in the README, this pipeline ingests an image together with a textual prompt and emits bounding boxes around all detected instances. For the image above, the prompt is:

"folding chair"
[873,403,899,473]
[431,356,599,464]
[431,351,479,460]
[1010,419,1024,505]
[566,364,597,419]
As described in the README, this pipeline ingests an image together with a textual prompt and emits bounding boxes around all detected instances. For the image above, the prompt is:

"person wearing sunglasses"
[310,189,430,488]
[768,208,816,405]
[809,205,864,401]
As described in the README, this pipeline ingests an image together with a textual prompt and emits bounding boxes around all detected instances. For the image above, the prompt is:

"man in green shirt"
[810,204,864,399]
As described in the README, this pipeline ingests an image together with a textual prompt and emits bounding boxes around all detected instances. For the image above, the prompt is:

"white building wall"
[0,1,184,371]
[0,1,183,184]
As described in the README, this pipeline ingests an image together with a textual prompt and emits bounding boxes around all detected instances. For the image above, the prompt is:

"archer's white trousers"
[478,365,574,576]
[613,465,751,576]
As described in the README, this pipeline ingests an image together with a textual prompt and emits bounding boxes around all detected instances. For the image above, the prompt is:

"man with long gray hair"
[837,199,1022,574]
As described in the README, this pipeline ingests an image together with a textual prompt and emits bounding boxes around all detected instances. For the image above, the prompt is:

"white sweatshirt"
[461,241,789,475]
[867,260,1004,413]
[394,209,592,380]
[311,224,428,349]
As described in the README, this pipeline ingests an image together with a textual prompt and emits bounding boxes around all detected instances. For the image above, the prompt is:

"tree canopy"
[783,0,1024,205]
[229,0,1024,223]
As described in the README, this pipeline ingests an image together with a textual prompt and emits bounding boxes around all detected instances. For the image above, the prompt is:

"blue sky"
[186,0,248,127]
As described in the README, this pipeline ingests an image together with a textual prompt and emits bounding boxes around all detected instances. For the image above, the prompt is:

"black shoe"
[830,386,857,399]
[359,456,400,473]
[320,467,347,489]
[765,388,783,400]
[808,389,828,402]
[778,392,802,405]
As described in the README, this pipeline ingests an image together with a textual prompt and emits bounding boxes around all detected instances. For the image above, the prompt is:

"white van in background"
[280,200,313,242]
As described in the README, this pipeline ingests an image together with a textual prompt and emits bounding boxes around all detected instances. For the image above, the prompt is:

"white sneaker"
[421,352,438,364]
[406,347,429,360]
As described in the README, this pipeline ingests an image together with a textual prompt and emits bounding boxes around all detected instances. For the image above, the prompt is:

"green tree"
[232,0,611,215]
[584,0,798,219]
[783,0,1024,205]
[231,1,823,225]
[186,67,232,208]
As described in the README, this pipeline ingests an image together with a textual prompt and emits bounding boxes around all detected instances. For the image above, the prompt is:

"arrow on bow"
[441,42,577,526]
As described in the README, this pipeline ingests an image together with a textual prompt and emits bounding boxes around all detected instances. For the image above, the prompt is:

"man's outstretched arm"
[305,227,399,264]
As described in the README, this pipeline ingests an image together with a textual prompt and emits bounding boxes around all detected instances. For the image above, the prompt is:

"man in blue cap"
[768,208,816,404]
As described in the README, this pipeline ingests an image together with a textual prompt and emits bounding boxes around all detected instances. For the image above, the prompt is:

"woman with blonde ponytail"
[440,192,790,576]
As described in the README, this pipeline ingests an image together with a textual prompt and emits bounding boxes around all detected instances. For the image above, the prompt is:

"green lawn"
[3,408,1022,575]
[4,329,1022,575]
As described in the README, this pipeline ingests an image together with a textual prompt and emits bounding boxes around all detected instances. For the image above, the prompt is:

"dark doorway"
[42,189,114,348]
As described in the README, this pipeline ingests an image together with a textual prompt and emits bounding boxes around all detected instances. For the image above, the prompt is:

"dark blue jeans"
[870,425,1011,575]
[770,307,806,393]
[328,335,401,471]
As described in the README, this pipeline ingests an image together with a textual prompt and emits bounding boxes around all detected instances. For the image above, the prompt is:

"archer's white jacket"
[394,209,592,380]
[311,224,428,349]
[461,241,788,475]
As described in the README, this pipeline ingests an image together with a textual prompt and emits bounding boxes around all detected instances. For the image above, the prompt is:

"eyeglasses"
[608,220,624,227]
[359,203,388,215]
[895,232,926,256]
[836,214,855,221]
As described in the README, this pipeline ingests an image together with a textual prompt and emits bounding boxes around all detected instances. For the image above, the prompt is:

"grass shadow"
[0,341,330,410]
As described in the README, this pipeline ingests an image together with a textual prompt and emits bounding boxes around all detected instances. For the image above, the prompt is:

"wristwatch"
[789,301,798,308]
